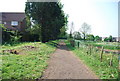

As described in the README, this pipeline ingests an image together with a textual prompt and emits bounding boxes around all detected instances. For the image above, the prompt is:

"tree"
[73,31,81,40]
[104,37,109,42]
[86,34,95,41]
[59,26,68,39]
[25,2,67,42]
[104,35,113,42]
[1,24,21,44]
[95,35,102,41]
[69,22,74,38]
[108,35,113,42]
[80,22,91,41]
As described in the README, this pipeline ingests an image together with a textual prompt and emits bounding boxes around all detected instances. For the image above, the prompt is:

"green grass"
[1,41,58,79]
[74,40,120,50]
[87,42,120,50]
[65,40,118,79]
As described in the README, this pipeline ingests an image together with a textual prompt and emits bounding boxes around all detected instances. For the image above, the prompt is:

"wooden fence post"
[100,46,104,62]
[78,41,80,48]
[109,52,113,66]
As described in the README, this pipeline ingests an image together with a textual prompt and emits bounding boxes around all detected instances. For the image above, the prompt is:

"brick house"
[1,12,26,31]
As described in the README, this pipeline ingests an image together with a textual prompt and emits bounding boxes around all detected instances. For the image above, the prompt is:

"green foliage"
[104,35,113,42]
[86,34,95,41]
[65,40,118,79]
[1,24,11,43]
[25,2,68,42]
[95,35,102,41]
[2,42,57,79]
[1,24,21,44]
[10,31,22,44]
[104,37,109,42]
[108,35,113,42]
[59,26,68,39]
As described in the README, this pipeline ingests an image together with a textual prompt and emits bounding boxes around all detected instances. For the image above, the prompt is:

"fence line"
[69,40,118,67]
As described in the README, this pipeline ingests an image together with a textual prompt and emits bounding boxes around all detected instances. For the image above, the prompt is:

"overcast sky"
[0,0,119,37]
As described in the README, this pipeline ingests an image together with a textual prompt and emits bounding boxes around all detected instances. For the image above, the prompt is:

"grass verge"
[65,40,118,79]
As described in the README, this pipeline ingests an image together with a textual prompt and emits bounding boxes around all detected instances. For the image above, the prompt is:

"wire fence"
[69,40,118,67]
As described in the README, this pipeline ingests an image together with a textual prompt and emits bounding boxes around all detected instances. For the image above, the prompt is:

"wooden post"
[89,45,92,55]
[109,52,113,66]
[100,46,104,62]
[78,42,79,48]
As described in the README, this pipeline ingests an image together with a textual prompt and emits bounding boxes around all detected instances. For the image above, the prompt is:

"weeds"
[1,41,57,79]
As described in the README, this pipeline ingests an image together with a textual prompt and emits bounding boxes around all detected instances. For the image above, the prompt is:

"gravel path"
[41,41,99,79]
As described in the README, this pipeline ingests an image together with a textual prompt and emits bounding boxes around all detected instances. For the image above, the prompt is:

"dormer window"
[11,21,18,26]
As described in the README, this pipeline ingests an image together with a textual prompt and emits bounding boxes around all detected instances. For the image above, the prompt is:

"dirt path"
[41,41,99,79]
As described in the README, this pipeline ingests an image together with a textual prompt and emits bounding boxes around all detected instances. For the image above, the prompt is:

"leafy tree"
[104,35,113,42]
[59,26,68,39]
[104,37,109,42]
[95,35,102,41]
[73,31,81,40]
[10,30,22,44]
[108,35,113,42]
[25,2,67,42]
[1,24,21,44]
[86,34,95,41]
[80,22,91,41]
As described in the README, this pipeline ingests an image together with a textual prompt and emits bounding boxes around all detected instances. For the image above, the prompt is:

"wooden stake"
[109,52,113,66]
[100,46,104,62]
[78,42,80,48]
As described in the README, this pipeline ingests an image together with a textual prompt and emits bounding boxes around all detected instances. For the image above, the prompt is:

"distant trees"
[95,35,102,41]
[104,35,113,42]
[86,34,95,41]
[25,2,68,42]
[108,35,113,42]
[69,22,74,38]
[104,37,109,42]
[80,22,91,41]
[73,31,82,40]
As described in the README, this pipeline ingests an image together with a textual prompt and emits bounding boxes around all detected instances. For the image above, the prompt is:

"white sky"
[0,0,119,37]
[61,0,119,37]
